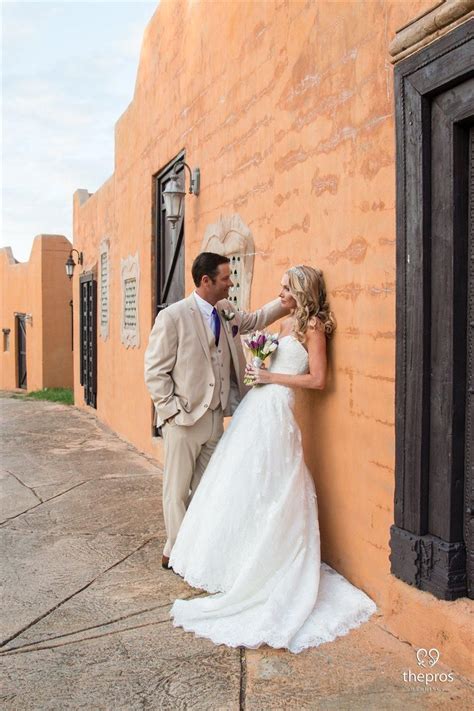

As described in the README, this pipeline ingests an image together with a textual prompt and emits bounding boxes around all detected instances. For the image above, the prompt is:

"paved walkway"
[1,394,472,710]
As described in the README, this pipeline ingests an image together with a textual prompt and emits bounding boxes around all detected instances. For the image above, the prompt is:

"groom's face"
[202,263,234,303]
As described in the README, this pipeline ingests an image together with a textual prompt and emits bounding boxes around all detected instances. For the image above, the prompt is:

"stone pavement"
[1,394,472,710]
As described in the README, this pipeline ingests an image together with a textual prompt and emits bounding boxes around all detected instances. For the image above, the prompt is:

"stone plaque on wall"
[99,238,110,340]
[201,214,255,311]
[120,253,140,348]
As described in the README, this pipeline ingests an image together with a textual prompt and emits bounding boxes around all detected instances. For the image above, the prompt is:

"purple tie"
[211,307,221,346]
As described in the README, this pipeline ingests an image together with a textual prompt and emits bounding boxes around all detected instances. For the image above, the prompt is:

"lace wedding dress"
[169,335,376,652]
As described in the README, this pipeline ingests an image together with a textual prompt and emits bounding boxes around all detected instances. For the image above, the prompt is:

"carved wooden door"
[79,273,97,408]
[466,127,474,598]
[390,22,473,600]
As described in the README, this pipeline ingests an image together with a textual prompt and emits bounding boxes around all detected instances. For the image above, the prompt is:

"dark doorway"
[151,153,186,436]
[153,153,185,316]
[16,315,27,389]
[390,21,473,600]
[79,273,97,408]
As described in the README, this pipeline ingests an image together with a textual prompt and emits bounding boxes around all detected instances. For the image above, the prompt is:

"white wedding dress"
[169,335,376,652]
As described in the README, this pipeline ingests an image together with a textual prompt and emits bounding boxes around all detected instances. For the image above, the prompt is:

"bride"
[169,265,376,653]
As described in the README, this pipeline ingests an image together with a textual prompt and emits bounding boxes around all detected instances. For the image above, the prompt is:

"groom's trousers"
[161,405,224,557]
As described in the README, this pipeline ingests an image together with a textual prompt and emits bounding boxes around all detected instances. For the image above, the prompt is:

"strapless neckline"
[278,334,308,355]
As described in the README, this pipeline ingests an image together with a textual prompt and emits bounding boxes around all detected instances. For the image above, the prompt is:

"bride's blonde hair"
[286,265,336,341]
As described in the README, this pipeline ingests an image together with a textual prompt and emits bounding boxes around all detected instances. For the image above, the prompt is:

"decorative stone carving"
[120,253,140,348]
[389,0,474,63]
[99,238,110,340]
[200,214,255,311]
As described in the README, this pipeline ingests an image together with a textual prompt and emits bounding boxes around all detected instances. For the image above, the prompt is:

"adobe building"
[72,1,473,677]
[0,235,73,392]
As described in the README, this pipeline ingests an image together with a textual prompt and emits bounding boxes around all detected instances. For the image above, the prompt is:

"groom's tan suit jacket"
[144,293,285,427]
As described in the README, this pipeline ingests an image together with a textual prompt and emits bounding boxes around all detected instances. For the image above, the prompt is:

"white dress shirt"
[193,291,217,333]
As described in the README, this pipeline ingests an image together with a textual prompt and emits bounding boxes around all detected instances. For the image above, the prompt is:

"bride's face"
[279,272,297,310]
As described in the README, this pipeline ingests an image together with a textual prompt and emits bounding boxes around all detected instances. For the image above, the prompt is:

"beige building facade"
[0,235,73,392]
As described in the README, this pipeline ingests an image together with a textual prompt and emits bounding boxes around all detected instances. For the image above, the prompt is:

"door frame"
[79,272,97,409]
[150,152,186,436]
[152,150,185,317]
[390,20,473,600]
[15,314,27,390]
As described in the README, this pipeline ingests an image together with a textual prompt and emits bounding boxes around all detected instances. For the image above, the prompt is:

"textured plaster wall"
[73,0,472,678]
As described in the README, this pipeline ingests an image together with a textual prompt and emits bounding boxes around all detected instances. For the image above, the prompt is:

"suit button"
[204,404,208,408]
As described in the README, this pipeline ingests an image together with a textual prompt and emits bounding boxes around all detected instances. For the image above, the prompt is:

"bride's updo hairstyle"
[286,265,336,341]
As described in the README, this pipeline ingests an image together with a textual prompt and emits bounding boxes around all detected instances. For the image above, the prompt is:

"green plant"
[26,388,74,405]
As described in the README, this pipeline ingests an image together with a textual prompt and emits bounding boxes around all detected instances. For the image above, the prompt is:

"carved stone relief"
[99,238,110,340]
[200,214,255,311]
[120,252,140,348]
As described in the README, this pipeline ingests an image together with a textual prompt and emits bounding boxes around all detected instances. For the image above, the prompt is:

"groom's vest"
[201,316,231,411]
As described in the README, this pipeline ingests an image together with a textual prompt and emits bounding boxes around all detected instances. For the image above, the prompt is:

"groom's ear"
[201,274,217,286]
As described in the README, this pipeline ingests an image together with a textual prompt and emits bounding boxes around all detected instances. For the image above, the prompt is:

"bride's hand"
[245,363,273,385]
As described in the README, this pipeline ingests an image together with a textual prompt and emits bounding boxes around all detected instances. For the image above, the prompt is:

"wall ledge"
[74,188,93,207]
[389,0,474,63]
[0,246,19,265]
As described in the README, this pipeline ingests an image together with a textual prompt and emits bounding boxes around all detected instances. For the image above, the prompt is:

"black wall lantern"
[65,248,84,279]
[163,160,200,230]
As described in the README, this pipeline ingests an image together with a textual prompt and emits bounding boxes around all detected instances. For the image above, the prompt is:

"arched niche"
[200,214,255,311]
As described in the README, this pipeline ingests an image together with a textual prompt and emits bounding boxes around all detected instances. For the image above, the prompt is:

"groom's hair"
[192,252,230,286]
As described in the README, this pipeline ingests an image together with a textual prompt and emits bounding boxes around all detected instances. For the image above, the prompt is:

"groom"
[144,252,287,569]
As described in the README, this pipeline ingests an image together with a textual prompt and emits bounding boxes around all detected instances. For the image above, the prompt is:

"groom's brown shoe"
[162,555,171,570]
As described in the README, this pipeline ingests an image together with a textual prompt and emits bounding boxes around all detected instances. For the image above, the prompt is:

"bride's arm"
[248,326,327,390]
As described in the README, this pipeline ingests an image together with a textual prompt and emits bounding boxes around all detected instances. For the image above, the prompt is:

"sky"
[1,0,158,262]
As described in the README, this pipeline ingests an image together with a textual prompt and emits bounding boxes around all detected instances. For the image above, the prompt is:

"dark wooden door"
[390,21,474,601]
[154,156,185,316]
[16,315,27,389]
[466,126,474,598]
[430,79,473,589]
[152,156,186,436]
[79,273,97,408]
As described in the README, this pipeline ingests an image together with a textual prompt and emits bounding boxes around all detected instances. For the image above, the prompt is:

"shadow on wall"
[294,333,356,564]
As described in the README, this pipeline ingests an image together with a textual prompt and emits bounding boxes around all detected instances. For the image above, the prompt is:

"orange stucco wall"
[0,235,73,391]
[73,0,472,678]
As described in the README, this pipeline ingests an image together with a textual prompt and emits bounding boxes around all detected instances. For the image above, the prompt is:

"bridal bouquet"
[243,331,279,385]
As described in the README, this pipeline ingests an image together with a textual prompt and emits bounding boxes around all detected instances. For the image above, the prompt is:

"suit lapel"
[187,294,212,363]
[217,303,241,377]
